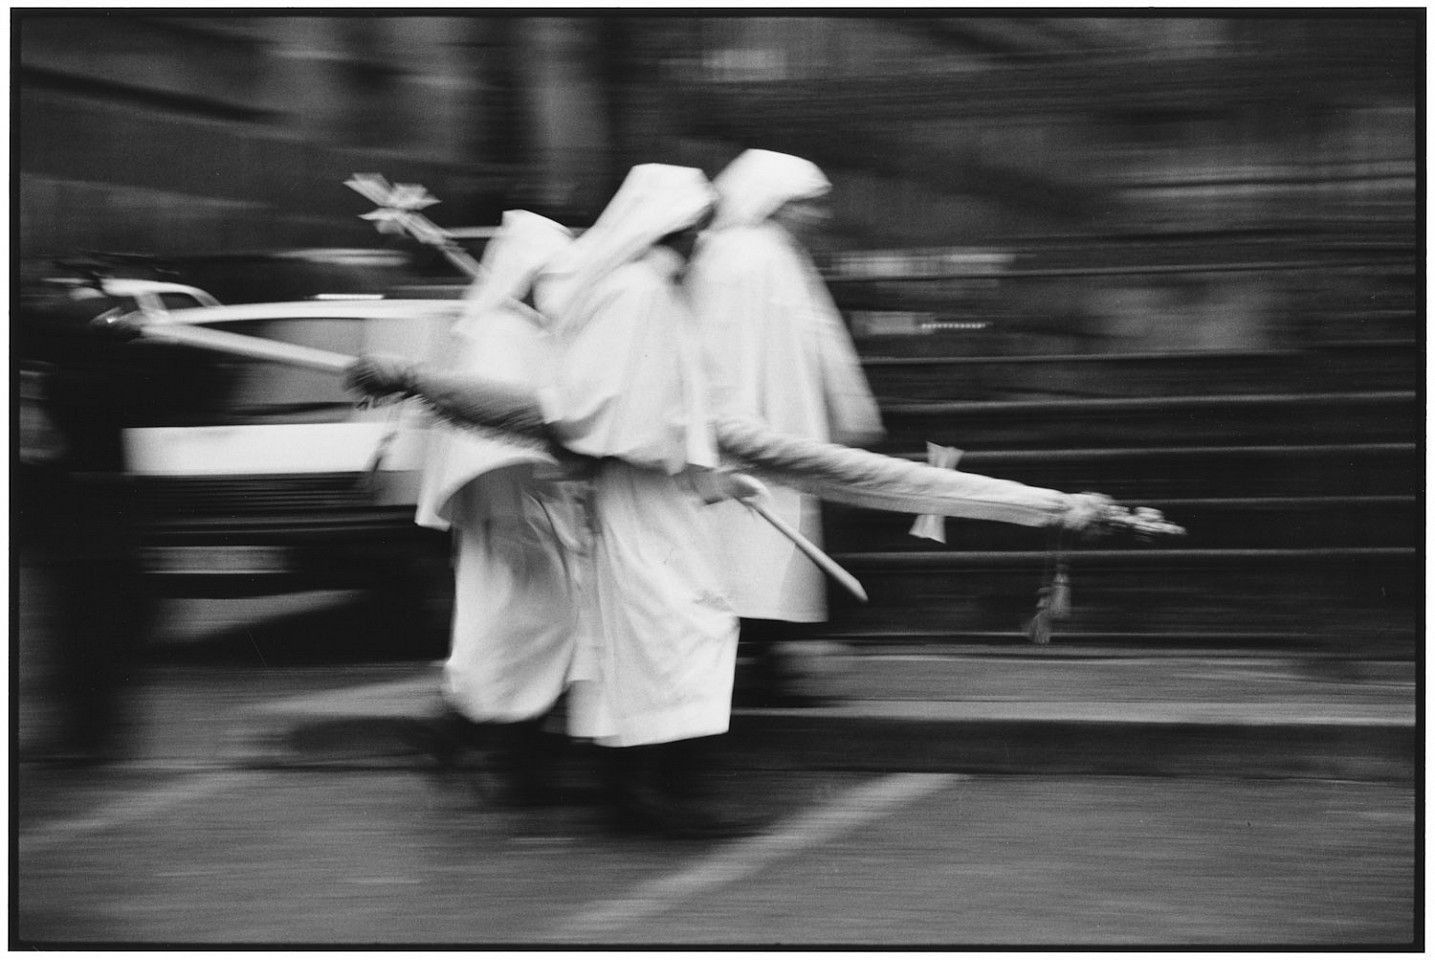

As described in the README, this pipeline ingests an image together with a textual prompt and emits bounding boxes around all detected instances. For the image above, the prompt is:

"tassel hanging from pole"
[1028,527,1071,645]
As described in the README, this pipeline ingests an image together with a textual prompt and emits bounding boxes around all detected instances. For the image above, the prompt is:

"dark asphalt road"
[17,763,1415,947]
[16,594,1419,947]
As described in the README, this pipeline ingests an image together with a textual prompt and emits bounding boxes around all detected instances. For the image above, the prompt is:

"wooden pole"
[135,322,355,372]
[744,498,869,603]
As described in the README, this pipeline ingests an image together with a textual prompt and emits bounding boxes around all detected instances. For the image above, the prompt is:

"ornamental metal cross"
[345,173,485,280]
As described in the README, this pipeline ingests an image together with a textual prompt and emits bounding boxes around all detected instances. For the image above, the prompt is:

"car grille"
[137,472,390,516]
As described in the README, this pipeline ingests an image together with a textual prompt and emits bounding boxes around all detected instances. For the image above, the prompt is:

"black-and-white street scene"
[13,10,1419,950]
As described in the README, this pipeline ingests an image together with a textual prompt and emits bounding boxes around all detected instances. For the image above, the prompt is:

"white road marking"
[548,772,965,941]
[18,771,263,859]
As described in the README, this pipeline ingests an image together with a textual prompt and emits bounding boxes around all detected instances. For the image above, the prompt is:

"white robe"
[689,221,883,622]
[417,301,585,725]
[441,466,583,723]
[540,249,738,747]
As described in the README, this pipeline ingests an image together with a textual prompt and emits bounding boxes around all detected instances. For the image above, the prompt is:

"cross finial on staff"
[345,173,485,280]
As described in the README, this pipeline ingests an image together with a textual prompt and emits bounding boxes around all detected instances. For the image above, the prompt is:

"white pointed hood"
[542,164,715,325]
[455,210,572,336]
[710,149,830,231]
[416,211,573,531]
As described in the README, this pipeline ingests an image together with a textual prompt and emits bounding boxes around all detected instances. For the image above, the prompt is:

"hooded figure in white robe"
[537,164,741,756]
[688,150,883,626]
[414,211,584,739]
[341,172,755,830]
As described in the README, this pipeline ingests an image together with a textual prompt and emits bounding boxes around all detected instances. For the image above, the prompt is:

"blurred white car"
[120,296,465,650]
[96,277,222,312]
[125,297,457,482]
[27,274,222,314]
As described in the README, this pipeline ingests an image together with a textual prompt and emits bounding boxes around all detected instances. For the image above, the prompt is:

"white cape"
[414,304,560,532]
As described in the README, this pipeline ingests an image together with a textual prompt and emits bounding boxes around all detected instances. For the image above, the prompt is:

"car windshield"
[156,292,211,311]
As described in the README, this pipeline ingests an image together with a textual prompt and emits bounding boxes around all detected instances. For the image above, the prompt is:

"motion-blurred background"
[14,13,1421,754]
[19,15,1418,296]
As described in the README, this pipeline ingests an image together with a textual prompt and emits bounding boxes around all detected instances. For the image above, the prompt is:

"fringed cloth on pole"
[347,357,1151,534]
[711,415,1104,530]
